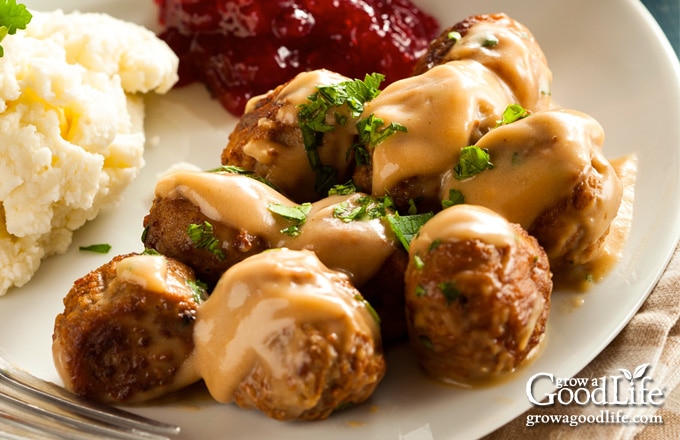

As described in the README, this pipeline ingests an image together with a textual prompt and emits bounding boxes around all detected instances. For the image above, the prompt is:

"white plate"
[5,0,680,438]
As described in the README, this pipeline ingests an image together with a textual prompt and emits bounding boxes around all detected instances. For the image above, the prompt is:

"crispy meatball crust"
[52,253,203,403]
[404,208,552,385]
[232,324,385,421]
[530,170,613,275]
[143,195,269,288]
[221,70,357,202]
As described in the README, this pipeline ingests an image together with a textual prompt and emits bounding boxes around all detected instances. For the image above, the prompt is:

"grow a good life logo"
[524,363,666,427]
[526,363,665,407]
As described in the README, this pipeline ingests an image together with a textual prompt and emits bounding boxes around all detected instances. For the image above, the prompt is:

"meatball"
[52,253,206,403]
[143,172,273,288]
[193,248,385,420]
[412,13,553,112]
[404,205,552,385]
[144,169,403,290]
[355,60,515,212]
[221,69,358,202]
[439,109,623,276]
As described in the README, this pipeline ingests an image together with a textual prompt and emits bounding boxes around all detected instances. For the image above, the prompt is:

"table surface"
[641,0,679,57]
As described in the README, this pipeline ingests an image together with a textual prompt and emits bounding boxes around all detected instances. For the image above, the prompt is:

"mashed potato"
[0,10,179,296]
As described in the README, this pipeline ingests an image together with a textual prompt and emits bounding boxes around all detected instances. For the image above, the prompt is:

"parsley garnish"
[209,165,279,190]
[187,221,225,260]
[354,294,381,325]
[298,73,386,195]
[442,189,465,209]
[351,114,407,167]
[453,146,494,180]
[356,114,407,149]
[496,104,530,126]
[428,239,442,252]
[447,30,462,42]
[268,202,312,236]
[327,181,358,196]
[386,212,434,252]
[78,243,111,254]
[0,1,31,57]
[186,279,208,304]
[482,34,499,48]
[333,195,393,223]
[413,254,425,270]
[438,281,461,304]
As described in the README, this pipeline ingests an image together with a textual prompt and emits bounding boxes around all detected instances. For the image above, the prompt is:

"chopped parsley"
[298,73,407,194]
[298,73,386,195]
[447,30,462,42]
[333,195,393,222]
[187,221,225,260]
[208,165,278,190]
[496,103,530,127]
[482,34,499,48]
[453,146,494,180]
[327,180,358,196]
[351,114,407,167]
[356,114,407,149]
[413,254,425,270]
[386,212,433,252]
[438,281,462,304]
[407,198,419,215]
[428,239,442,252]
[354,294,381,325]
[186,279,209,304]
[442,188,465,208]
[78,243,111,254]
[0,1,31,57]
[268,202,312,236]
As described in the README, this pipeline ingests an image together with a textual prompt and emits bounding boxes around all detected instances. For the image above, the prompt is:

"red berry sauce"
[154,0,440,115]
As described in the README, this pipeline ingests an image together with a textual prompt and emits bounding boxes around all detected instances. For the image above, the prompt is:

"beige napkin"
[484,243,680,440]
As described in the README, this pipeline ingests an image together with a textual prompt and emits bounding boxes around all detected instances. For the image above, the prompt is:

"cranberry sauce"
[155,0,440,115]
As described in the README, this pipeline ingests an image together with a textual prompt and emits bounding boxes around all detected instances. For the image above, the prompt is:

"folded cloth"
[484,243,680,440]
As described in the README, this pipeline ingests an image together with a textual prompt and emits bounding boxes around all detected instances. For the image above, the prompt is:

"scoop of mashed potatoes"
[0,10,179,296]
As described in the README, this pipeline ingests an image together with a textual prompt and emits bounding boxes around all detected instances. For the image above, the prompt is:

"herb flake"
[79,243,111,254]
[268,202,312,236]
[496,103,530,126]
[453,146,494,180]
[386,212,433,252]
[442,189,465,208]
[298,73,387,195]
[0,1,31,57]
[187,221,225,260]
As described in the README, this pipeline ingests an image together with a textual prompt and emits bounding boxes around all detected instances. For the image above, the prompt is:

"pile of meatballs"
[52,13,627,421]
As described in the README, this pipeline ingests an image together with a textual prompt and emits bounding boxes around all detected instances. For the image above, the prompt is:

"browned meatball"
[221,69,358,202]
[413,13,553,112]
[357,60,515,212]
[439,109,623,278]
[143,191,269,289]
[52,253,206,403]
[404,205,552,385]
[194,248,386,420]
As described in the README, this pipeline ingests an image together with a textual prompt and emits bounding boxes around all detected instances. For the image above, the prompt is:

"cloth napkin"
[484,242,680,440]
